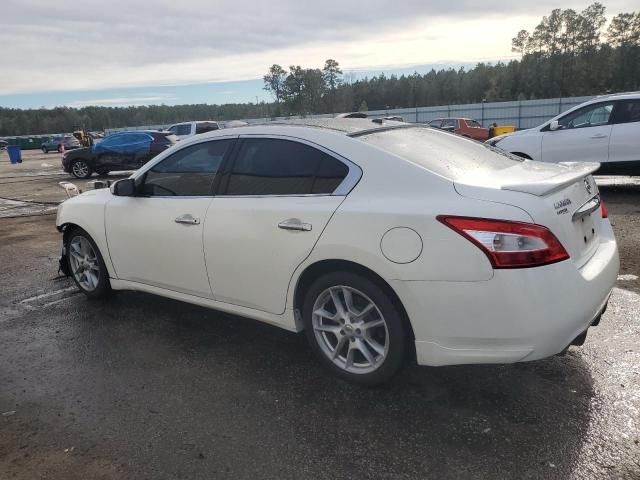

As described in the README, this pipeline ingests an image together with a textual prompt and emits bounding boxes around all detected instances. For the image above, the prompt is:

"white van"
[487,92,640,175]
[167,121,220,140]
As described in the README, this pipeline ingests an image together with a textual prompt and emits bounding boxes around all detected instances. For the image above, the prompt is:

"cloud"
[69,95,176,107]
[0,0,630,96]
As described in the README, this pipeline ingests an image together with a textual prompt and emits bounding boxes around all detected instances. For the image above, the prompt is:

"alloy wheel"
[68,236,100,291]
[72,161,89,178]
[312,285,389,374]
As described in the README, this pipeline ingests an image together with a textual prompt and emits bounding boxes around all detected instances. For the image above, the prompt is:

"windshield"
[358,126,523,181]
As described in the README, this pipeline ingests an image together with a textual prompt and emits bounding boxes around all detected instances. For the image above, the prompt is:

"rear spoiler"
[500,162,600,196]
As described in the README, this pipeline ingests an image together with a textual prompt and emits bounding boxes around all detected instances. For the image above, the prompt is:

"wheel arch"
[292,259,415,346]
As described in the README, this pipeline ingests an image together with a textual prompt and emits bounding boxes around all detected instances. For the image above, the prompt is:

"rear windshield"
[358,127,522,181]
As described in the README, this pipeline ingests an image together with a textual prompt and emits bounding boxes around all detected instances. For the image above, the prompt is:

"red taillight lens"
[437,216,570,269]
[600,199,608,218]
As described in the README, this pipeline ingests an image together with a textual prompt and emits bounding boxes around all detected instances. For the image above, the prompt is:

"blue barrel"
[7,145,22,164]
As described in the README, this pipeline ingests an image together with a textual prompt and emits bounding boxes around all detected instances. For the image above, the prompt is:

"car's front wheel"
[70,159,92,178]
[303,272,407,385]
[66,228,111,298]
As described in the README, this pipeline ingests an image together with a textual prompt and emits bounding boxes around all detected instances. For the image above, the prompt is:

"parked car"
[167,121,220,140]
[62,130,177,178]
[41,135,81,153]
[429,118,490,141]
[486,92,640,174]
[56,119,618,385]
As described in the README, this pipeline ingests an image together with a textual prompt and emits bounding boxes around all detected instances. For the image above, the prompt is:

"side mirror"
[111,178,136,196]
[549,120,560,131]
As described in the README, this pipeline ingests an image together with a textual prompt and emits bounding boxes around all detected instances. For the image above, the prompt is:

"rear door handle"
[278,218,312,232]
[591,134,608,139]
[175,214,200,225]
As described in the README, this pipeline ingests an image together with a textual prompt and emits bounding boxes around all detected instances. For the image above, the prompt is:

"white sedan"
[56,119,619,384]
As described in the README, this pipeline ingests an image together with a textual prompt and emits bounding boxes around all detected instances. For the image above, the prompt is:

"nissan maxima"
[56,119,619,385]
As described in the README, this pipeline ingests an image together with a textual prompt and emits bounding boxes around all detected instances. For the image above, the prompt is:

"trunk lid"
[454,161,603,268]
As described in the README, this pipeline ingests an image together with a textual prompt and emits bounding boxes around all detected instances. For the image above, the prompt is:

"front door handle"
[175,214,200,225]
[591,134,608,139]
[278,218,312,232]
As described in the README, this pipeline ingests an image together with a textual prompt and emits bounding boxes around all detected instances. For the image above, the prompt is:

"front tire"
[66,228,111,298]
[70,159,92,178]
[303,272,407,385]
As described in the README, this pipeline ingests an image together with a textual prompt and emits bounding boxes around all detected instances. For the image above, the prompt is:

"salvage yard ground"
[0,150,639,479]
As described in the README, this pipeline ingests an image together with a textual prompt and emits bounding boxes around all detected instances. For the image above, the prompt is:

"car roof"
[592,91,640,101]
[248,118,410,135]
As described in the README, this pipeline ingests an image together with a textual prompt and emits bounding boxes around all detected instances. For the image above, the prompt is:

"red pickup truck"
[428,118,490,141]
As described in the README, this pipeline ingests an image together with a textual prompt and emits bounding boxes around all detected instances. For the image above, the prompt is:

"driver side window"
[559,102,614,129]
[142,139,233,196]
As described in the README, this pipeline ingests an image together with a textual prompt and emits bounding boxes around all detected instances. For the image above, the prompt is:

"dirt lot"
[1,150,639,479]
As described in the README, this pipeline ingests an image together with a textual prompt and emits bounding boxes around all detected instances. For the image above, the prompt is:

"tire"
[42,146,48,154]
[57,145,63,153]
[70,159,92,179]
[65,228,111,299]
[302,271,407,385]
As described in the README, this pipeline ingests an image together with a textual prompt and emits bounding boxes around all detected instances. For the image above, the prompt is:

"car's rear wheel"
[66,228,111,298]
[71,159,92,178]
[42,146,48,154]
[303,272,407,385]
[57,145,63,153]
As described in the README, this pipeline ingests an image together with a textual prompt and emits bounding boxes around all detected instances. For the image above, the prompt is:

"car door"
[607,99,640,173]
[105,138,236,298]
[541,101,614,163]
[120,133,153,170]
[203,136,358,315]
[94,134,126,170]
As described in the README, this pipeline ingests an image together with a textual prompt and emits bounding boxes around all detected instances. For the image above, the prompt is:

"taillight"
[600,199,608,218]
[437,216,569,269]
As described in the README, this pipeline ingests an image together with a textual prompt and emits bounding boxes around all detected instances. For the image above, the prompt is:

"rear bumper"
[393,221,619,366]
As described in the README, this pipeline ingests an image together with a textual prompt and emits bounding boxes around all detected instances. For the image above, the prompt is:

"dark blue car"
[62,130,177,178]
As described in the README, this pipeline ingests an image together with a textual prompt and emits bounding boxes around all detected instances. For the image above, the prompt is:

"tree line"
[0,3,638,136]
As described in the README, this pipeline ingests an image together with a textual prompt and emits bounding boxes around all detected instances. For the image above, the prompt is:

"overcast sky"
[0,0,630,107]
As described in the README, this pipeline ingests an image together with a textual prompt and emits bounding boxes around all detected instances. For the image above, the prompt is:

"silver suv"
[41,135,81,153]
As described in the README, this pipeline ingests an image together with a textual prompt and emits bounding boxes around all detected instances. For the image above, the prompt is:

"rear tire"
[302,272,407,385]
[42,146,48,154]
[70,159,92,179]
[65,228,111,299]
[57,145,63,153]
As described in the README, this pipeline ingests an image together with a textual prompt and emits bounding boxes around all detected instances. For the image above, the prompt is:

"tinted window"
[429,120,442,128]
[442,119,458,129]
[226,139,348,196]
[142,139,232,196]
[614,101,640,124]
[195,122,219,134]
[559,102,613,129]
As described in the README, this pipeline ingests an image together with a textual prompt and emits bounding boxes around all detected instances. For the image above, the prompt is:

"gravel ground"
[0,150,639,479]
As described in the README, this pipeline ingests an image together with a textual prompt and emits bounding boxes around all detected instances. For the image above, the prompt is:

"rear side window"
[225,138,348,196]
[142,139,232,196]
[613,101,640,124]
[358,127,521,181]
[466,120,482,128]
[195,122,219,134]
